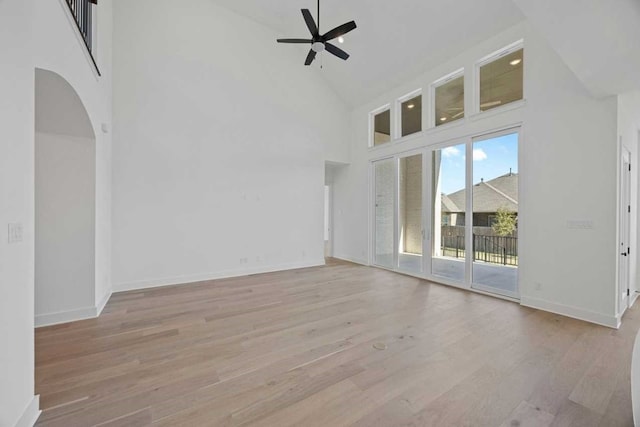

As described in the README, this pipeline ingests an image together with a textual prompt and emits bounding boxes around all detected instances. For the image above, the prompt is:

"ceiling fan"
[277,0,357,66]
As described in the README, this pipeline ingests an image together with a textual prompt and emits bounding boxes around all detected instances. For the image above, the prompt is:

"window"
[371,108,391,146]
[400,94,422,137]
[479,45,524,112]
[433,72,464,127]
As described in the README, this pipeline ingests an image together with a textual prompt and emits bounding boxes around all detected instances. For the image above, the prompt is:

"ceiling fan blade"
[301,9,319,36]
[322,21,356,41]
[325,43,350,60]
[277,38,313,44]
[305,49,317,66]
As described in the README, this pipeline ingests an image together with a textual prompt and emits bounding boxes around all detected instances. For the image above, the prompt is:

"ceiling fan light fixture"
[276,1,357,66]
[407,104,415,109]
[510,58,522,66]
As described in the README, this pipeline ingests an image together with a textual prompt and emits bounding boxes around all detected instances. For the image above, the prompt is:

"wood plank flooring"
[35,259,639,426]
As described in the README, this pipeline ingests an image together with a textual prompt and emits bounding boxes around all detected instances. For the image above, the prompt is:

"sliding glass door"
[431,143,467,282]
[471,131,519,297]
[371,127,520,298]
[398,153,423,274]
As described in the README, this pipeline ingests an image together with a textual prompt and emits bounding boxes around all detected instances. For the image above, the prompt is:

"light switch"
[8,223,23,243]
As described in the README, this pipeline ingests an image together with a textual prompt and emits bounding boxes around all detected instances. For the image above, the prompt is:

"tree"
[492,207,517,236]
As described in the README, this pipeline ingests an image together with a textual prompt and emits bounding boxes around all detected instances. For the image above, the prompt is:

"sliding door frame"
[469,127,522,298]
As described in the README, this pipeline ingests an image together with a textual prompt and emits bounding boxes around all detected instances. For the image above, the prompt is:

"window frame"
[430,68,465,129]
[369,104,393,148]
[395,89,423,140]
[474,40,524,116]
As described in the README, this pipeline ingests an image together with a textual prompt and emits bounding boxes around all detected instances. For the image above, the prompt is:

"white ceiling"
[212,0,525,106]
[511,0,640,98]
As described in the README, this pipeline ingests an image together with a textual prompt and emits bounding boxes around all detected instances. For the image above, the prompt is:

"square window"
[480,48,523,111]
[434,75,464,126]
[372,109,391,146]
[400,95,422,137]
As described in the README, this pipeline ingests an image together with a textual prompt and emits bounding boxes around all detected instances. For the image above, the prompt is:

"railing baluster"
[65,0,93,54]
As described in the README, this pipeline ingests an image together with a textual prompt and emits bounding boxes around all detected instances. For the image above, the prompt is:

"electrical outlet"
[8,223,23,243]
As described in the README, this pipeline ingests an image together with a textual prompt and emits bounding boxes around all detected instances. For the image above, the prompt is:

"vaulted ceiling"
[212,0,524,106]
[212,0,640,106]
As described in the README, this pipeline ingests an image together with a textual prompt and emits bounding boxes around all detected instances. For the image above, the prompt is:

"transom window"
[433,72,464,127]
[399,93,422,137]
[479,45,524,112]
[371,107,391,147]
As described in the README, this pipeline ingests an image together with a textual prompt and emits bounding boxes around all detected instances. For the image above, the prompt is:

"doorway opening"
[324,185,332,258]
[34,69,97,327]
[619,143,632,315]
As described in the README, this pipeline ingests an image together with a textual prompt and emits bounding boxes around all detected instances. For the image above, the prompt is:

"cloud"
[473,148,488,161]
[442,146,461,158]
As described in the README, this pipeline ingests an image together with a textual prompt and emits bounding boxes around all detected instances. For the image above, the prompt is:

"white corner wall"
[35,132,96,326]
[333,21,620,327]
[111,0,350,291]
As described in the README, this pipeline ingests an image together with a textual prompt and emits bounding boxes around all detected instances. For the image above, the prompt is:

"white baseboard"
[36,288,113,328]
[14,395,41,427]
[521,295,619,329]
[631,290,640,308]
[332,254,369,266]
[35,305,97,328]
[113,259,326,293]
[96,289,112,316]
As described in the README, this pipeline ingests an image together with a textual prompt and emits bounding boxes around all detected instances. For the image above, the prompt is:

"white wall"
[35,132,96,325]
[0,0,38,424]
[111,0,350,290]
[332,21,620,327]
[1,0,113,423]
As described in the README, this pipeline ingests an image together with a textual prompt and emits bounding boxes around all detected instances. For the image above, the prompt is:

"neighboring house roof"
[442,172,518,213]
[441,194,460,213]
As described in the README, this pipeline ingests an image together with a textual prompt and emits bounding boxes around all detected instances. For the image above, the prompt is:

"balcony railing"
[65,0,100,75]
[441,232,518,266]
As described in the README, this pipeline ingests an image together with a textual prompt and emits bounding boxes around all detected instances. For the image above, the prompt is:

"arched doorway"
[34,69,97,326]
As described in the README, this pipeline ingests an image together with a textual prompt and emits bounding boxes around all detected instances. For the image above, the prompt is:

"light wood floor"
[35,259,639,426]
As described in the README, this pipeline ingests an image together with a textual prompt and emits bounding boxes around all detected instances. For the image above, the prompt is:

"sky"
[439,132,518,195]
